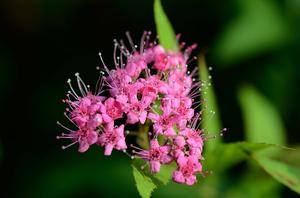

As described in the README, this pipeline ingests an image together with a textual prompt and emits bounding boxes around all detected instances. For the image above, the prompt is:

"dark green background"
[1,0,299,197]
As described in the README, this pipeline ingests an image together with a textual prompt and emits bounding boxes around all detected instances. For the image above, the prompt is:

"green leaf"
[132,159,174,186]
[154,0,179,51]
[227,142,299,194]
[213,0,291,65]
[132,165,157,198]
[253,155,300,194]
[238,84,287,156]
[235,142,292,154]
[276,145,300,166]
[207,142,292,171]
[198,55,222,152]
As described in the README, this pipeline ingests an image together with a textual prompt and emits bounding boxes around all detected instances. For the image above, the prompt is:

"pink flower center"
[150,149,161,160]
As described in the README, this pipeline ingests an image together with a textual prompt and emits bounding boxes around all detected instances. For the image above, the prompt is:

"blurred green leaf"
[198,55,222,152]
[213,0,291,65]
[132,165,157,198]
[154,0,179,51]
[253,155,300,194]
[238,84,286,156]
[208,142,292,171]
[235,142,292,154]
[229,142,299,194]
[276,145,300,166]
[197,55,223,193]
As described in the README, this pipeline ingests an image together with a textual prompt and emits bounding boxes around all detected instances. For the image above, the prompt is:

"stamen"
[125,31,136,52]
[56,121,74,132]
[62,141,78,150]
[75,73,89,96]
[67,79,79,99]
[140,31,147,54]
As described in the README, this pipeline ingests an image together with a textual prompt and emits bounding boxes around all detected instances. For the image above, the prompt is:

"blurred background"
[1,0,299,197]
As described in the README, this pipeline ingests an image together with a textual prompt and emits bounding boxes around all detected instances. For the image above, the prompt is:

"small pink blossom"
[148,113,176,136]
[58,129,98,153]
[98,123,127,156]
[106,69,132,97]
[167,69,192,97]
[101,97,123,123]
[180,128,203,149]
[135,139,172,173]
[125,52,147,78]
[172,156,202,185]
[70,93,104,128]
[126,102,148,124]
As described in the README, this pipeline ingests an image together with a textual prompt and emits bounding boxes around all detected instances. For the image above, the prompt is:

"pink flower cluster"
[57,32,207,185]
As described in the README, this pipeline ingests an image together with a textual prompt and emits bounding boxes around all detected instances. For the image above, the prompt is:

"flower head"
[98,123,127,156]
[134,139,172,173]
[56,31,216,186]
[172,156,202,186]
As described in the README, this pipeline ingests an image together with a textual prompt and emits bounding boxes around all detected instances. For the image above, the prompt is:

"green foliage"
[207,142,293,171]
[198,55,222,152]
[253,155,300,194]
[132,165,157,198]
[154,0,179,51]
[238,85,287,156]
[213,0,291,65]
[132,159,175,198]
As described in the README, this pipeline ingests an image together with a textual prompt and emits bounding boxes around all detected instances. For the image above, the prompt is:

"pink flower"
[98,123,127,156]
[154,53,170,71]
[101,97,123,123]
[172,136,186,159]
[167,69,192,97]
[173,97,194,129]
[148,113,176,136]
[143,45,165,63]
[138,78,159,103]
[69,93,104,129]
[153,49,186,71]
[86,113,103,129]
[180,128,203,150]
[174,136,186,148]
[146,75,169,94]
[135,139,172,173]
[76,130,98,153]
[125,52,147,78]
[57,129,98,153]
[106,69,132,97]
[172,156,202,185]
[57,32,212,186]
[126,102,148,124]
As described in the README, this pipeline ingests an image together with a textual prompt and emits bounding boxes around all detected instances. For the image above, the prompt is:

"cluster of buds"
[57,32,225,185]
